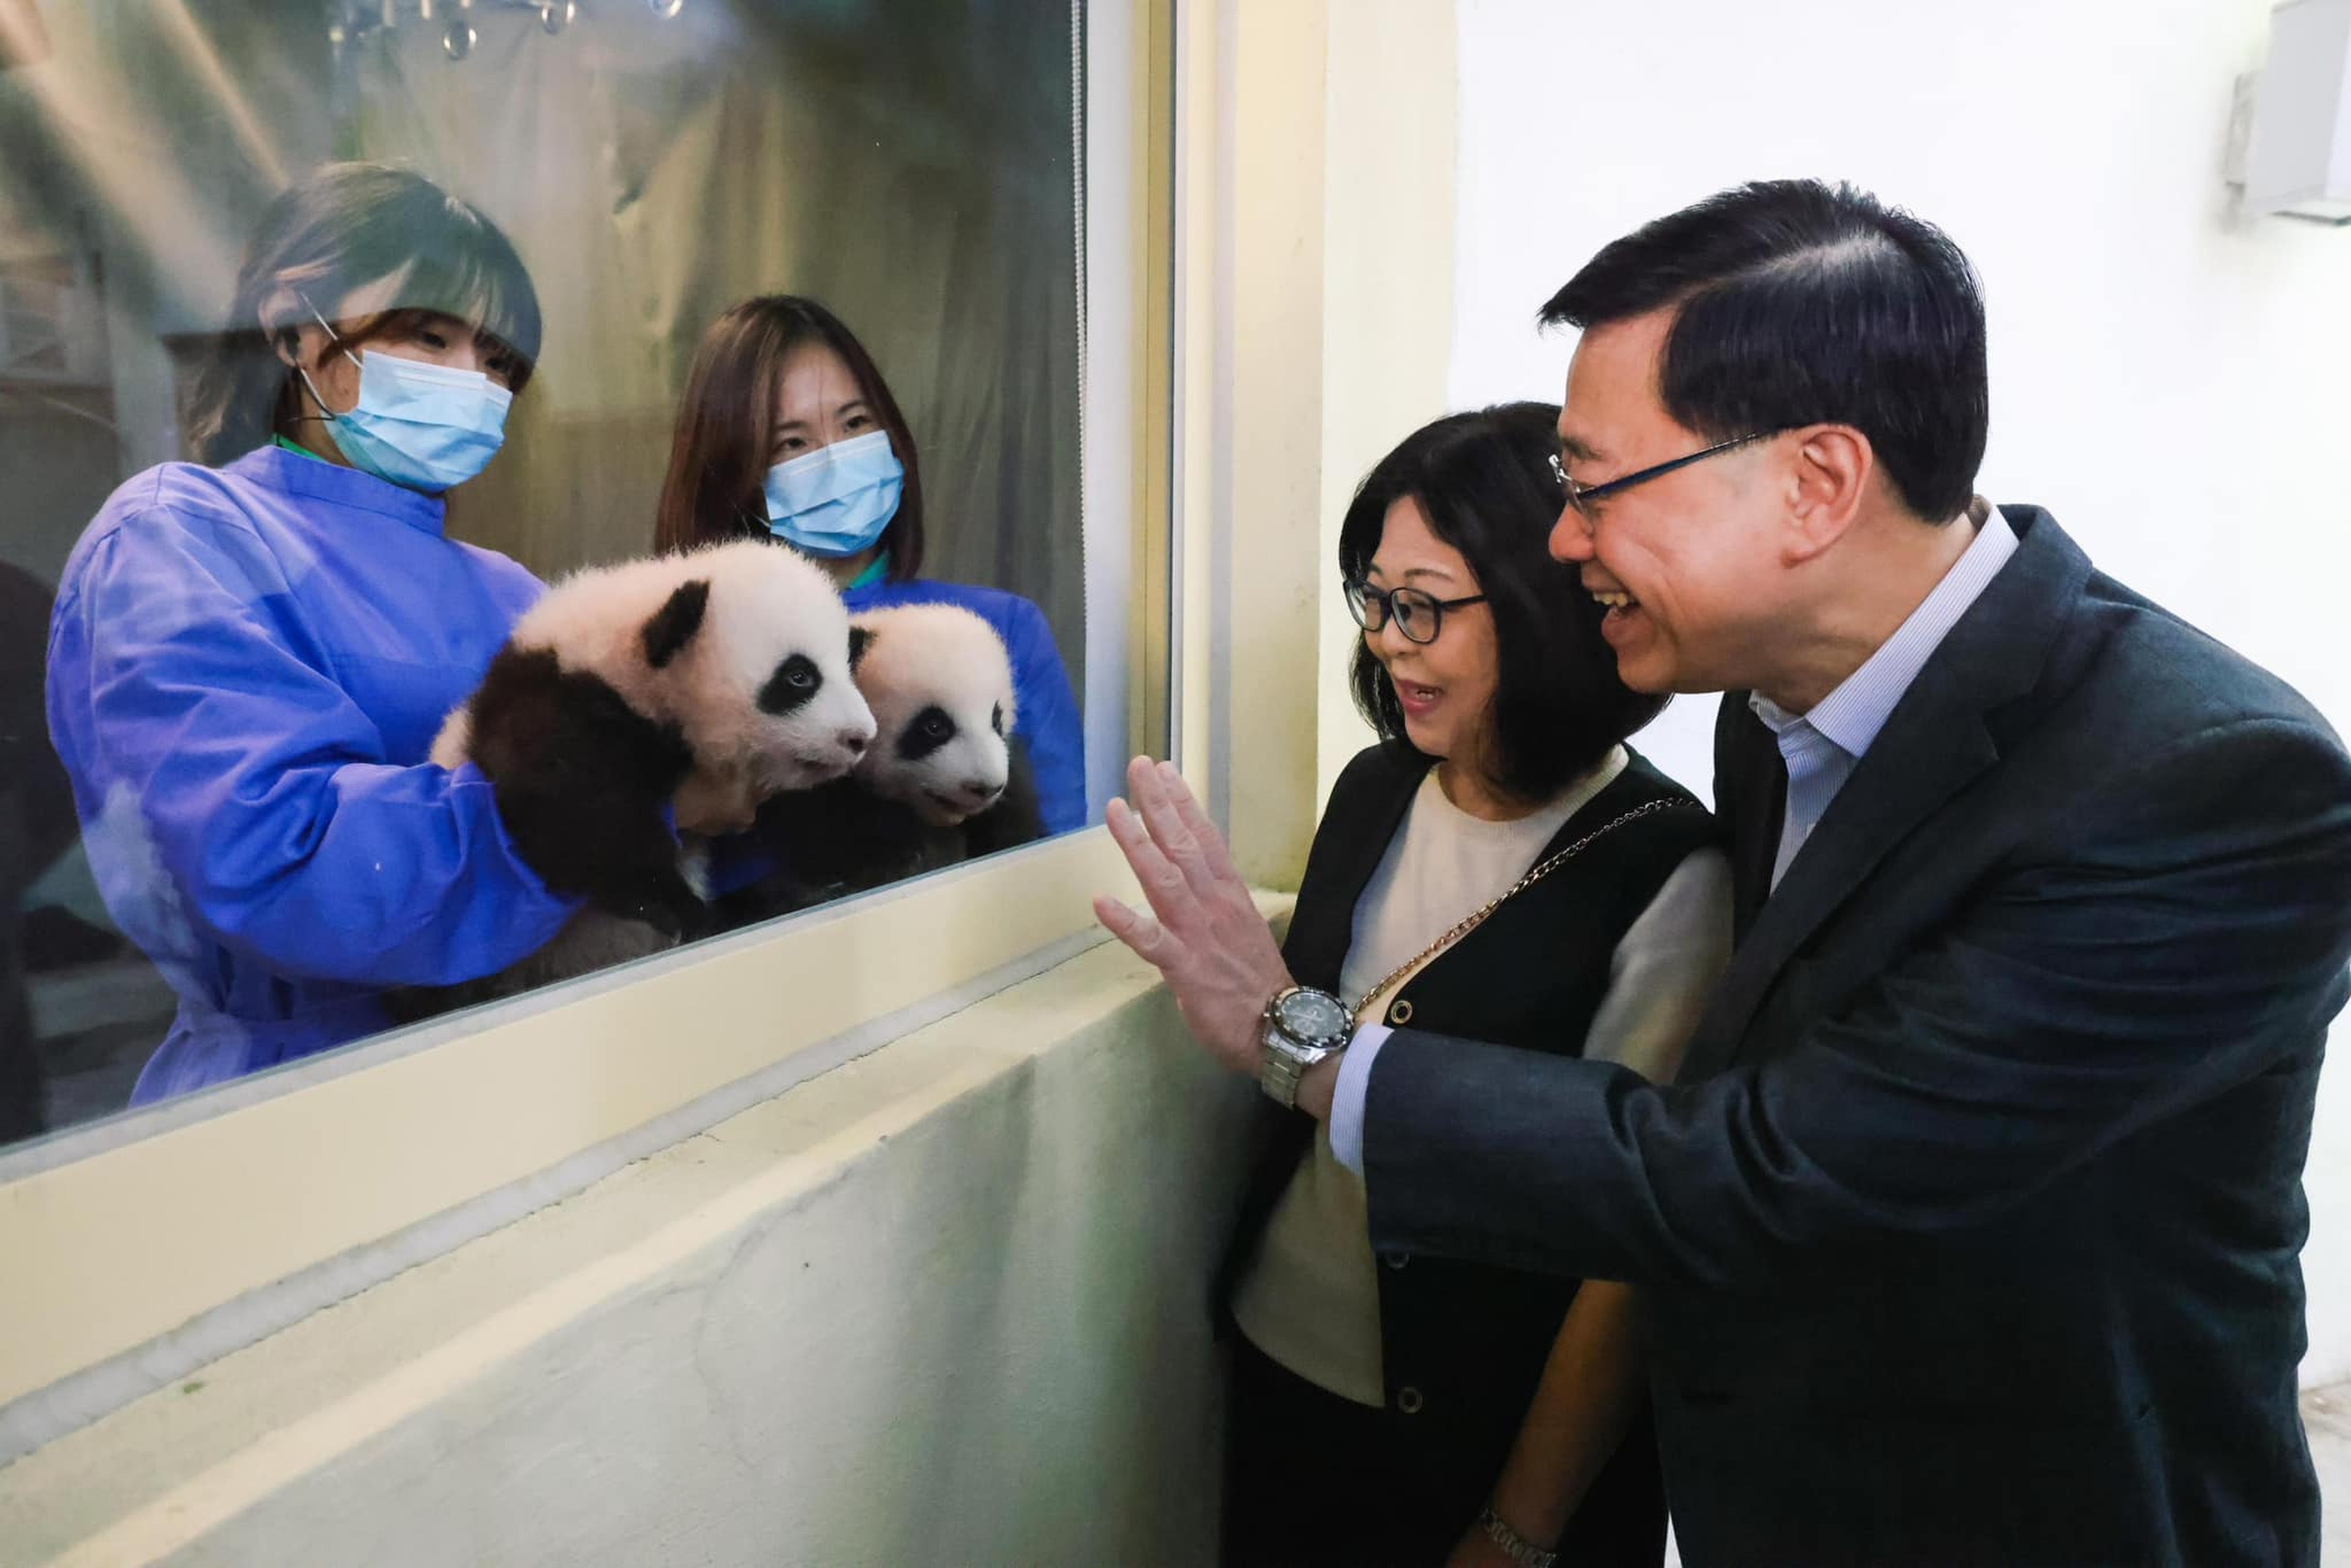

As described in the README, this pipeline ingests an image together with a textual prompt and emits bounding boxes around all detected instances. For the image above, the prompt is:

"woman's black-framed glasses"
[1549,431,1774,522]
[1344,580,1488,646]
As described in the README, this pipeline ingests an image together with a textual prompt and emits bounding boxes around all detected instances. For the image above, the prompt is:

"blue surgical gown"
[45,446,580,1104]
[841,577,1087,833]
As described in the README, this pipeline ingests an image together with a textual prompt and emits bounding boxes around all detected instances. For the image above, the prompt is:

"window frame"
[0,0,1186,1433]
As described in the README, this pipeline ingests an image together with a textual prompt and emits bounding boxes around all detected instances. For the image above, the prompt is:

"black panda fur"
[726,742,1046,918]
[721,601,1048,921]
[384,542,872,1023]
[378,638,699,1025]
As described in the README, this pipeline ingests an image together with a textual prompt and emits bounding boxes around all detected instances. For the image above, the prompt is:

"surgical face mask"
[294,304,513,493]
[763,429,903,558]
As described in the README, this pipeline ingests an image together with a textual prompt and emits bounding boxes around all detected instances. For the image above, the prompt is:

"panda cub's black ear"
[642,579,712,669]
[848,624,876,672]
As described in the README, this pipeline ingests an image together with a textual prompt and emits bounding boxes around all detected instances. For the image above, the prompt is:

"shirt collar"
[1749,500,2019,760]
[231,442,451,537]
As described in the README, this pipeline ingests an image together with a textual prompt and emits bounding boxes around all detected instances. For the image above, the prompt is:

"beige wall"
[1194,0,1328,885]
[1188,0,1458,878]
[1,941,1261,1566]
[1316,2,1458,805]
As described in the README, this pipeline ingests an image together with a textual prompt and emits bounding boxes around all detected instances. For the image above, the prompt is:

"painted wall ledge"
[0,926,1272,1566]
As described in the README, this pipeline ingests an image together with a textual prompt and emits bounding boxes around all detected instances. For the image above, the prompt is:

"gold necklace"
[1344,797,1700,1020]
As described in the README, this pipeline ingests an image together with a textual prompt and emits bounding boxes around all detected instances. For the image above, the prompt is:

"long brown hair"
[183,162,541,466]
[651,295,925,580]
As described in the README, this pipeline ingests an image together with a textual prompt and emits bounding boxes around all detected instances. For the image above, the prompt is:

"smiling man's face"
[1549,307,1791,696]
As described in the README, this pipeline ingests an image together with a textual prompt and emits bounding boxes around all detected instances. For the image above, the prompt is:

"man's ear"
[1781,425,1872,566]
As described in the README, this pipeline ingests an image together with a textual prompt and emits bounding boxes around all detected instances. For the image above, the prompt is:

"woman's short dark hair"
[651,295,925,579]
[1340,402,1667,801]
[184,162,542,466]
[1540,178,1987,523]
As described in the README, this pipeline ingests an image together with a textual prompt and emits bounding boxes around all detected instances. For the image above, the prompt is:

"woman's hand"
[1092,755,1294,1075]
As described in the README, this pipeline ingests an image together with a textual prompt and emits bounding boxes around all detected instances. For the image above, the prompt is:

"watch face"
[1276,989,1349,1042]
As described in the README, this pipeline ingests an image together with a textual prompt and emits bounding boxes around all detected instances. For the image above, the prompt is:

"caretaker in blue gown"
[45,164,579,1104]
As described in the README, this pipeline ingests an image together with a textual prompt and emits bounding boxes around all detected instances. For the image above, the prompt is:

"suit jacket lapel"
[1678,507,2094,1081]
[1713,697,1786,944]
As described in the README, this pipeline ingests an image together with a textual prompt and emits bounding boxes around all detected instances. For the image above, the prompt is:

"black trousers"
[1221,1335,1665,1568]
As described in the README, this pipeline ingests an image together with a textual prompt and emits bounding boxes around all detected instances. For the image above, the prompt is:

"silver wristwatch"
[1259,985,1352,1108]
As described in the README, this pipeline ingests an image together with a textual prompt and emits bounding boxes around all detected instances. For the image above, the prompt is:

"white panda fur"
[850,603,1021,824]
[386,541,875,1022]
[727,601,1045,917]
[430,540,875,832]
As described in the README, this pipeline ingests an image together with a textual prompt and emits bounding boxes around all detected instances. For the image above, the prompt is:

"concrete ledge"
[0,933,1266,1566]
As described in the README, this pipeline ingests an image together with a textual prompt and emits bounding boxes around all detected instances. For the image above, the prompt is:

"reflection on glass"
[47,164,576,1106]
[2,1,1091,1138]
[385,537,879,1024]
[653,296,1087,838]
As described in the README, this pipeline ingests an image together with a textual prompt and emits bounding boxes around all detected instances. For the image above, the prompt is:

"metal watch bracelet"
[1476,1506,1555,1568]
[1258,985,1348,1108]
[1258,1039,1308,1107]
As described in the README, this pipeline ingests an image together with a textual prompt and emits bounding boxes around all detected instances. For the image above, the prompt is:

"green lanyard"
[847,556,890,591]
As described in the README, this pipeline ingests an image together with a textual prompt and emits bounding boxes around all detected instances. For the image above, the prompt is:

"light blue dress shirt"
[1749,505,2018,888]
[1331,503,2020,1174]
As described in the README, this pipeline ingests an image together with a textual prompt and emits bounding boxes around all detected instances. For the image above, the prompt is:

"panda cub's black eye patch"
[759,654,823,714]
[899,705,958,760]
[991,702,1005,738]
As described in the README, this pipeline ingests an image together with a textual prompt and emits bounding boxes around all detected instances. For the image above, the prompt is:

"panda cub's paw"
[603,862,708,943]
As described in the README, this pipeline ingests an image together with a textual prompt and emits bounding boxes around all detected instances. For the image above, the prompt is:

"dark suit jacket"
[1360,507,2351,1566]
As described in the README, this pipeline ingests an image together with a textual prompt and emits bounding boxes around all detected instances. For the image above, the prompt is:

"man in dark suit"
[1096,180,2351,1565]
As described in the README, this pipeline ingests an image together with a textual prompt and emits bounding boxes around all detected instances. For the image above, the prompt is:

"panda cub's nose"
[840,729,869,756]
[960,779,1004,807]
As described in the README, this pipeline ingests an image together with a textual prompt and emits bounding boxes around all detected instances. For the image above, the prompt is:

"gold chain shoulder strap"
[1344,796,1702,1019]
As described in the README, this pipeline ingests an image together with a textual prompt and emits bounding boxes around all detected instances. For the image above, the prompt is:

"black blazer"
[1360,507,2351,1567]
[1227,742,1716,1563]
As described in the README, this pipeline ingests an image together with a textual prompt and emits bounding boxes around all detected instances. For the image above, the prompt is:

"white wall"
[1450,0,2351,1380]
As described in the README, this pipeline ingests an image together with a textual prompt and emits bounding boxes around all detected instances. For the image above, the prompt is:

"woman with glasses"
[1219,403,1730,1567]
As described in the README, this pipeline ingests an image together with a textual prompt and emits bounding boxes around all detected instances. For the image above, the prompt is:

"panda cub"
[388,540,875,1020]
[736,601,1047,915]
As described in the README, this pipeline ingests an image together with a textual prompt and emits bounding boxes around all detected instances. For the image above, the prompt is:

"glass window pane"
[1,1,1161,1140]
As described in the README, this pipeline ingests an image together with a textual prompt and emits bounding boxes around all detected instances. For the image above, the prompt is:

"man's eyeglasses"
[1550,431,1775,521]
[1344,580,1488,646]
